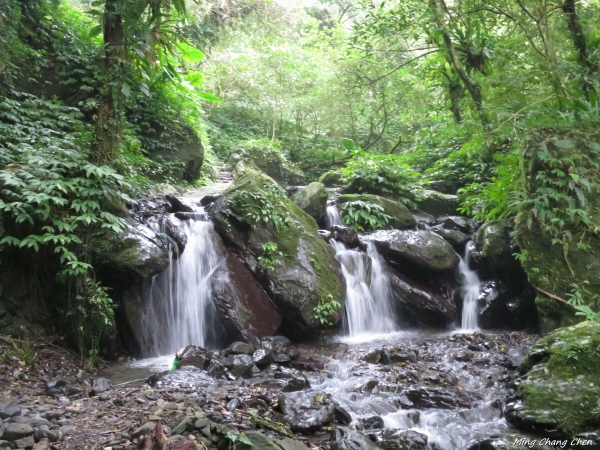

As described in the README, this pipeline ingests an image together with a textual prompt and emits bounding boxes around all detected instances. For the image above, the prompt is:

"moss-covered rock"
[292,182,328,227]
[318,170,344,187]
[337,194,416,230]
[506,321,600,439]
[229,144,305,186]
[416,190,460,217]
[207,165,346,337]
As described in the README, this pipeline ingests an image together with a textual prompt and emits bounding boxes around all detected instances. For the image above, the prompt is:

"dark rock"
[368,230,460,273]
[224,354,255,378]
[334,405,352,425]
[432,228,470,251]
[388,269,457,327]
[398,387,474,409]
[381,348,417,364]
[165,194,194,213]
[163,215,187,253]
[319,230,333,242]
[416,190,460,217]
[274,354,291,364]
[253,349,275,367]
[477,281,538,330]
[360,416,384,430]
[292,182,328,227]
[2,423,34,441]
[282,377,311,392]
[466,438,514,450]
[376,429,427,450]
[91,378,112,395]
[0,405,21,419]
[362,349,382,364]
[261,336,291,352]
[330,427,381,450]
[45,380,82,398]
[177,345,211,370]
[278,392,335,432]
[226,342,256,355]
[14,435,35,448]
[289,358,325,372]
[443,216,472,234]
[200,194,221,206]
[331,225,360,248]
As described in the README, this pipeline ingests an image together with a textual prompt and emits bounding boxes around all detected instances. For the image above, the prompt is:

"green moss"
[318,170,343,187]
[337,193,416,230]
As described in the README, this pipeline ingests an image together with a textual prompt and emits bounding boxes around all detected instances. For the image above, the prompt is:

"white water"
[326,204,343,229]
[331,240,397,338]
[458,245,481,331]
[143,217,223,356]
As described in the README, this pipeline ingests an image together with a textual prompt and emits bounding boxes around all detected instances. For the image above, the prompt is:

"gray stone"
[1,423,34,441]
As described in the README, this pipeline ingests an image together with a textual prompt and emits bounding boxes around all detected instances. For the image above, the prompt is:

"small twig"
[535,287,574,307]
[113,378,148,388]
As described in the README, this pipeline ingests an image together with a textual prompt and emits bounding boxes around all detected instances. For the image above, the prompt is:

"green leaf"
[89,25,102,38]
[554,139,574,149]
[176,42,205,63]
[195,91,222,103]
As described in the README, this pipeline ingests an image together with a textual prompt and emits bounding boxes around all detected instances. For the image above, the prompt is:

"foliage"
[2,341,35,367]
[232,184,291,231]
[341,151,424,206]
[340,201,391,232]
[258,242,283,273]
[566,283,600,322]
[314,294,342,326]
[226,431,253,449]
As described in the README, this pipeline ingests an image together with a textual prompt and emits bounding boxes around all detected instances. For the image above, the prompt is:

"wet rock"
[226,342,256,355]
[278,392,335,432]
[331,226,360,248]
[45,380,82,398]
[207,165,345,337]
[362,349,382,364]
[376,429,427,450]
[368,230,460,273]
[2,423,34,441]
[506,321,600,438]
[381,348,417,364]
[360,416,384,430]
[330,427,381,450]
[261,336,291,352]
[274,354,291,364]
[416,190,460,217]
[319,230,333,242]
[388,269,457,327]
[163,215,187,253]
[466,437,515,450]
[224,354,255,378]
[337,194,417,230]
[289,358,325,372]
[90,378,111,395]
[177,345,211,370]
[292,182,328,227]
[334,405,352,425]
[398,387,474,409]
[432,228,470,251]
[157,366,215,388]
[253,349,274,367]
[212,252,283,340]
[442,216,472,234]
[200,194,221,206]
[165,194,194,213]
[478,281,538,330]
[282,377,310,392]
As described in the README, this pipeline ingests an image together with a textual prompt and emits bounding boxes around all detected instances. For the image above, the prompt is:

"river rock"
[337,194,416,230]
[253,349,274,367]
[292,182,328,227]
[165,194,194,213]
[162,215,187,253]
[230,147,305,186]
[416,190,460,217]
[226,342,255,355]
[388,269,457,327]
[177,345,211,370]
[278,392,335,432]
[207,164,346,337]
[91,378,111,394]
[261,336,291,352]
[432,228,470,251]
[442,216,472,234]
[375,429,428,450]
[318,170,343,187]
[330,427,381,450]
[331,225,360,248]
[506,321,600,438]
[368,230,460,273]
[477,281,538,330]
[2,423,34,441]
[473,219,519,277]
[224,354,255,378]
[398,387,474,409]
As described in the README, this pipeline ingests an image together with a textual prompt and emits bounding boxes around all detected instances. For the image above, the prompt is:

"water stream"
[458,244,482,331]
[326,204,343,228]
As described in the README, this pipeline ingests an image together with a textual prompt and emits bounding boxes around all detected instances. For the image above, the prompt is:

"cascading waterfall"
[326,204,343,229]
[458,244,481,331]
[143,216,223,356]
[331,240,397,337]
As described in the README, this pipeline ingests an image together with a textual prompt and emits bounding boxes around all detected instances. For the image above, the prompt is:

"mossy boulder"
[416,190,460,217]
[230,145,305,186]
[337,194,416,230]
[292,182,328,227]
[506,321,600,440]
[207,165,346,338]
[318,170,344,187]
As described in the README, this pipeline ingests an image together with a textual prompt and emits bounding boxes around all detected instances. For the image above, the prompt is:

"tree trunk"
[562,0,598,105]
[430,0,488,128]
[449,81,464,123]
[91,0,125,163]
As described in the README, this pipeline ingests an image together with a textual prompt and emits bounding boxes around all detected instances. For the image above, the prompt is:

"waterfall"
[326,204,343,229]
[143,217,223,356]
[458,244,481,331]
[331,240,397,337]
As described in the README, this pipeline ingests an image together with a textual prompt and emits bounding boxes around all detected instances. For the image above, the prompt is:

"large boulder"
[229,146,305,186]
[416,190,460,217]
[506,321,600,441]
[278,392,336,432]
[367,230,460,273]
[477,281,538,330]
[207,165,346,338]
[337,194,416,230]
[331,428,381,450]
[318,170,344,187]
[292,182,328,227]
[388,269,457,327]
[473,219,519,278]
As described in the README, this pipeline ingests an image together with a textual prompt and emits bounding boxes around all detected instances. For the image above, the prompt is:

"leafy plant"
[258,242,283,273]
[566,283,600,322]
[233,185,291,231]
[226,431,253,450]
[314,294,342,326]
[340,201,392,232]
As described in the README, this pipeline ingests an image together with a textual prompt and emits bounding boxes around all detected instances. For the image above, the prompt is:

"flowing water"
[331,240,397,339]
[458,244,481,331]
[142,214,224,356]
[326,204,343,228]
